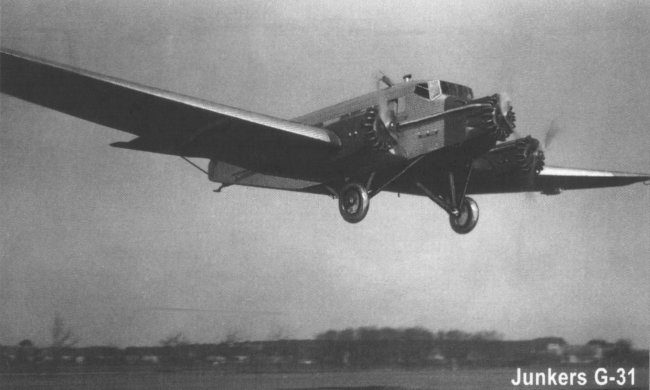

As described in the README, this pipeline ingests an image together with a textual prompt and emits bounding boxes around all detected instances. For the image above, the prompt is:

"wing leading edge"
[0,48,341,158]
[534,166,650,194]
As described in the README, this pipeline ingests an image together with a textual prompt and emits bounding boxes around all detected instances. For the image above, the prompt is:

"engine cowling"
[464,94,516,141]
[480,136,544,175]
[361,107,396,151]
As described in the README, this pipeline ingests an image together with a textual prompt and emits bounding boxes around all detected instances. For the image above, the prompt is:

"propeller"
[377,93,398,134]
[497,92,517,137]
[498,92,513,119]
[364,71,400,150]
[521,119,563,200]
[543,118,562,150]
[374,70,394,89]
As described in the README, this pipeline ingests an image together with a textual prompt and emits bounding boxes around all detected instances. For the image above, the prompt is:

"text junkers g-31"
[2,49,648,234]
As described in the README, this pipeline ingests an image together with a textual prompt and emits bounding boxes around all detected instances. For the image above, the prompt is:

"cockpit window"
[414,83,430,99]
[441,81,473,101]
[415,80,474,101]
[414,81,442,100]
[440,81,454,96]
[461,86,474,100]
[428,81,441,99]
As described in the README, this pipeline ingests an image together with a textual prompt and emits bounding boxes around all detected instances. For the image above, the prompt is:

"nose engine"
[465,94,516,141]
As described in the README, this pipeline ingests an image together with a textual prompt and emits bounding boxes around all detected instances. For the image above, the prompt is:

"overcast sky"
[1,0,648,348]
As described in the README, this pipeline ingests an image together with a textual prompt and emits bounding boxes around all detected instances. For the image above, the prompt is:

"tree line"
[1,322,647,373]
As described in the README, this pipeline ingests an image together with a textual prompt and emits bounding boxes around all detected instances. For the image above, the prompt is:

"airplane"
[1,48,648,234]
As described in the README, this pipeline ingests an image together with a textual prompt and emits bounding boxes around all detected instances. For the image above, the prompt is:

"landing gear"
[336,157,427,224]
[338,183,369,223]
[334,158,480,233]
[449,196,479,234]
[416,165,480,234]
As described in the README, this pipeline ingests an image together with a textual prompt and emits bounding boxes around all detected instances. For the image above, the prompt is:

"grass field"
[1,368,647,390]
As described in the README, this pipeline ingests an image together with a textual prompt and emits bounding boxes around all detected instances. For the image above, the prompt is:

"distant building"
[563,345,599,364]
[546,343,563,355]
[141,355,159,364]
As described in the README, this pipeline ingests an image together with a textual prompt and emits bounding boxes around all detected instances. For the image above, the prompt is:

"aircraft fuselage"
[267,79,514,183]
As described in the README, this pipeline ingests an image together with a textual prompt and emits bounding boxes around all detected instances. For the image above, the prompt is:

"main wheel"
[338,183,370,223]
[449,197,479,234]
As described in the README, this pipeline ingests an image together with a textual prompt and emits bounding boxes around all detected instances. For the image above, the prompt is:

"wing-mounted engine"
[474,136,545,176]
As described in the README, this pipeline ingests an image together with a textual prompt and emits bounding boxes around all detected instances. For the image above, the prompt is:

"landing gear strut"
[338,183,369,223]
[416,165,480,234]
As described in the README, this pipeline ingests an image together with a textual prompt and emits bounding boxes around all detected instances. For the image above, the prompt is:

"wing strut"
[336,155,425,223]
[367,155,425,198]
[180,156,208,175]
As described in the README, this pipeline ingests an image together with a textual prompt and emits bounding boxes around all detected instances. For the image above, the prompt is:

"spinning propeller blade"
[543,118,562,150]
[374,70,394,89]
